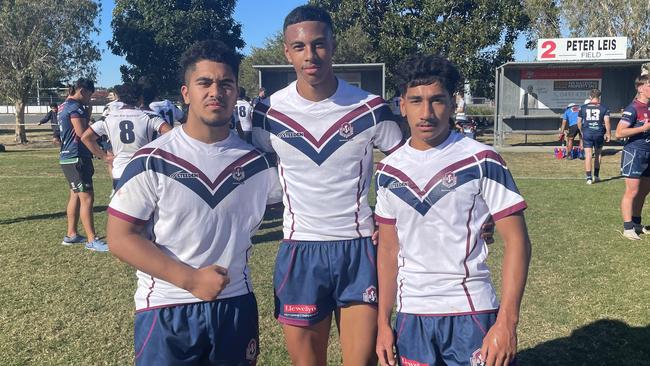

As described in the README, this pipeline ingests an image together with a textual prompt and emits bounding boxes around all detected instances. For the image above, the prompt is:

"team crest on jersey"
[442,171,457,188]
[232,166,245,182]
[245,339,258,361]
[362,286,377,303]
[339,122,354,139]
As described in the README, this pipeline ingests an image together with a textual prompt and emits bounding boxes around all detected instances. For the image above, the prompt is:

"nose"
[420,102,434,121]
[305,45,317,62]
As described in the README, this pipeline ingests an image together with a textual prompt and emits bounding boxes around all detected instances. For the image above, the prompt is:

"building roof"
[498,59,650,70]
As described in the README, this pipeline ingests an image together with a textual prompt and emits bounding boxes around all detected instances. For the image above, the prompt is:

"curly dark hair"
[114,82,139,106]
[394,54,461,97]
[178,40,241,84]
[283,5,334,35]
[137,76,158,105]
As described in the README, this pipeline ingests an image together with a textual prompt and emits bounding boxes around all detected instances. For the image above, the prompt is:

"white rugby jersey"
[102,100,125,118]
[234,99,253,132]
[150,99,184,126]
[375,132,527,315]
[252,79,403,241]
[90,107,167,179]
[108,127,281,311]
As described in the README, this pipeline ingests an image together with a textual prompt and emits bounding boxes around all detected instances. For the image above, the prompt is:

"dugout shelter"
[494,59,650,146]
[253,63,386,98]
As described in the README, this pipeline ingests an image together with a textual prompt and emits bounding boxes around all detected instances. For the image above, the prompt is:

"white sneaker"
[586,178,593,185]
[623,229,641,240]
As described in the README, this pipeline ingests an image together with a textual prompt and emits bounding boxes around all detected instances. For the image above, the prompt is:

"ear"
[284,42,292,64]
[181,85,190,105]
[399,95,406,117]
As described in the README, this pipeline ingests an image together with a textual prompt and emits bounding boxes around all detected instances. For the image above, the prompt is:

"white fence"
[0,105,105,114]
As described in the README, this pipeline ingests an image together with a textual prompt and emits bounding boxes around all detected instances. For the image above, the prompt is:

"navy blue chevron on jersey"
[620,99,650,151]
[251,79,403,241]
[374,132,526,315]
[579,102,610,135]
[58,98,92,162]
[108,127,281,310]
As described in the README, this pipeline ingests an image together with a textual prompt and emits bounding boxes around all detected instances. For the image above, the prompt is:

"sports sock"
[632,216,641,225]
[594,168,600,177]
[624,221,635,230]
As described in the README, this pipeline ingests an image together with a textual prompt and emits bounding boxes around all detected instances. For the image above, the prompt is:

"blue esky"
[95,0,534,87]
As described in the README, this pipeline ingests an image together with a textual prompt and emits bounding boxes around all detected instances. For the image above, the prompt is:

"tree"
[109,0,244,98]
[238,32,286,99]
[0,0,100,144]
[522,0,561,49]
[312,0,530,98]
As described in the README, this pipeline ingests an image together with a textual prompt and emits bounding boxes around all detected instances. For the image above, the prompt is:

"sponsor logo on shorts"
[388,181,409,189]
[442,171,457,189]
[169,170,199,179]
[245,338,258,362]
[400,356,427,366]
[232,166,245,182]
[284,304,317,315]
[278,130,304,139]
[362,286,377,303]
[339,122,354,139]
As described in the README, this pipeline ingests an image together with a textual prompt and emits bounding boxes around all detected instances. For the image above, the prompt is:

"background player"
[375,54,531,366]
[148,84,185,127]
[80,82,171,190]
[615,75,650,240]
[252,6,403,365]
[107,40,280,365]
[559,103,582,159]
[38,103,60,144]
[577,89,611,184]
[57,78,108,252]
[233,86,253,142]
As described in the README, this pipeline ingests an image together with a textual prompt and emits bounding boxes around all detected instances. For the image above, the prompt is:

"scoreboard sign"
[519,68,602,110]
[537,37,627,61]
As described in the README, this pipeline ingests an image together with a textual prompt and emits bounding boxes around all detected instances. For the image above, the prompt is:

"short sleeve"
[477,150,527,222]
[108,154,158,225]
[239,105,253,132]
[562,110,569,120]
[374,170,396,225]
[603,106,610,116]
[372,103,403,154]
[251,104,274,153]
[150,116,167,133]
[620,106,636,125]
[90,120,107,137]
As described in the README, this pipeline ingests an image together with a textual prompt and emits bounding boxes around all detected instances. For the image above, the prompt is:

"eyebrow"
[195,76,235,84]
[289,36,328,46]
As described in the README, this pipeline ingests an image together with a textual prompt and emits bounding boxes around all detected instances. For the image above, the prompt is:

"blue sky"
[95,0,534,87]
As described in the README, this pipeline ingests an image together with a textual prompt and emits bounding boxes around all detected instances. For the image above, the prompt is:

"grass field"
[1,127,650,365]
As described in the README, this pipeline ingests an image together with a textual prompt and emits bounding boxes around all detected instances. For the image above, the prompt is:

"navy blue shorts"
[273,237,378,326]
[582,134,604,149]
[394,312,516,366]
[621,147,650,178]
[134,293,259,366]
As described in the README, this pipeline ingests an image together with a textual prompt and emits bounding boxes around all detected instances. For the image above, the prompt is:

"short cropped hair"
[635,74,650,89]
[137,76,158,105]
[179,40,241,84]
[49,103,58,109]
[114,83,139,106]
[394,54,461,98]
[589,89,601,99]
[239,86,247,99]
[283,5,334,35]
[68,78,95,95]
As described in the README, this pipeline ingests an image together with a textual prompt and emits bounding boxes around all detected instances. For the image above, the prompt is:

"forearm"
[81,133,108,160]
[107,217,196,290]
[616,125,648,138]
[377,226,399,326]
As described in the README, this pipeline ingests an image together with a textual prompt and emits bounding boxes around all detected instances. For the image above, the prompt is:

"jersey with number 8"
[90,107,167,179]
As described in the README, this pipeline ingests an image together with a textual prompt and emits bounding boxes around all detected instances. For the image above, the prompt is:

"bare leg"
[336,304,378,366]
[282,315,331,366]
[66,190,80,237]
[77,191,97,242]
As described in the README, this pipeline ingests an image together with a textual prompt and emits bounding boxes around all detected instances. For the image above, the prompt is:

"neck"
[410,131,451,151]
[296,76,338,102]
[183,116,230,144]
[637,94,650,104]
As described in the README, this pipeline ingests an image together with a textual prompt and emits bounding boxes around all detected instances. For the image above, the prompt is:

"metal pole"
[36,79,41,106]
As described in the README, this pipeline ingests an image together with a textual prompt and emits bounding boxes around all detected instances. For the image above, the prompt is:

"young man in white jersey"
[106,40,280,365]
[375,54,531,366]
[81,83,171,189]
[251,5,404,365]
[150,98,185,127]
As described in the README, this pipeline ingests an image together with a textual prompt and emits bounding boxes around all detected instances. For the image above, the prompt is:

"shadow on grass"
[252,229,283,244]
[518,319,650,365]
[598,175,623,183]
[0,205,108,225]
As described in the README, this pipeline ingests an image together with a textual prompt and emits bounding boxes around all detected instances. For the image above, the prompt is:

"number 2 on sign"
[541,40,556,59]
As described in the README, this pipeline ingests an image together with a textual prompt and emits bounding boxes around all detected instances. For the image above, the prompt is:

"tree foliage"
[238,32,286,99]
[0,0,100,143]
[109,0,244,98]
[311,0,530,98]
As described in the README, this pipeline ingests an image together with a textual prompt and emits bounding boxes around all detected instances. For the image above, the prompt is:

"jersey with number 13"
[90,107,167,179]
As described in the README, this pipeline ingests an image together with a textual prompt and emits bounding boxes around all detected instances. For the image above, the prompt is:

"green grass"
[1,139,649,365]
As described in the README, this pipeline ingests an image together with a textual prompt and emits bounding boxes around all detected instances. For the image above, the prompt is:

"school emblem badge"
[363,286,377,303]
[245,338,257,362]
[232,166,245,182]
[339,122,354,139]
[442,171,457,188]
